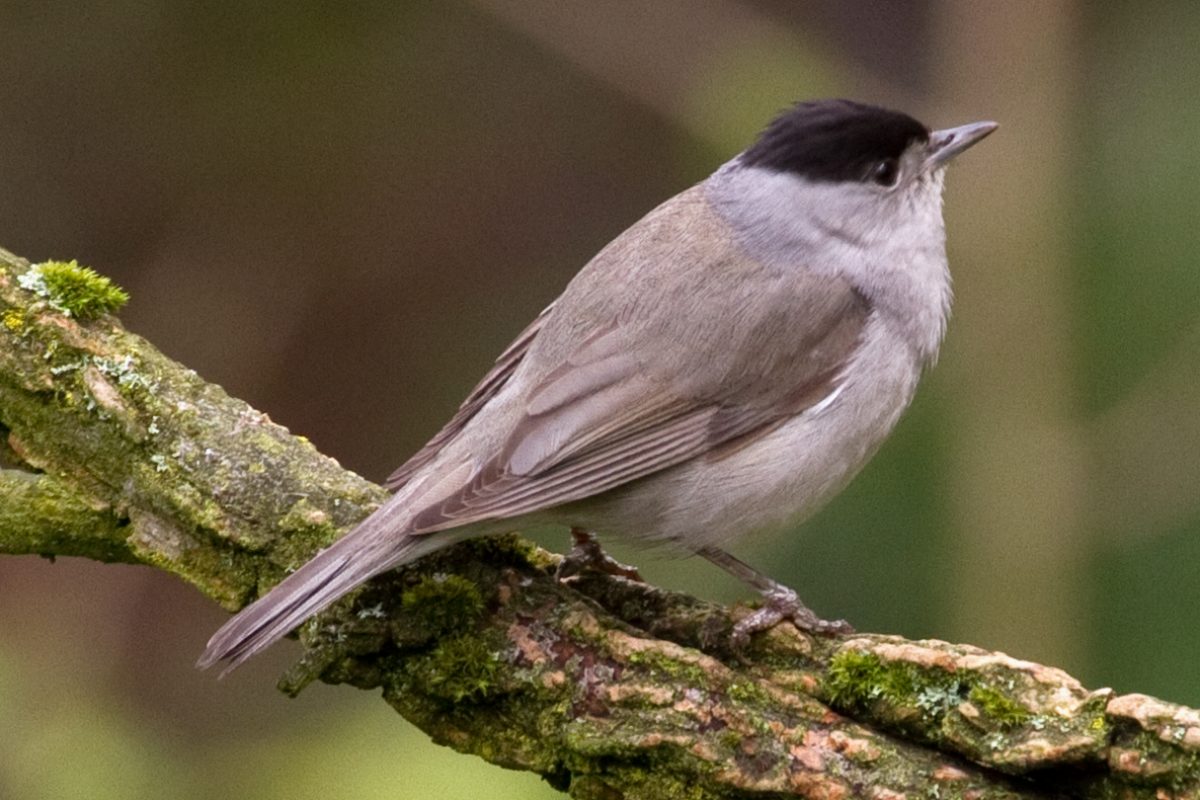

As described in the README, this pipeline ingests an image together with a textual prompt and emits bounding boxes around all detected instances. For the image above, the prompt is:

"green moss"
[462,532,546,570]
[1121,726,1200,791]
[824,650,922,710]
[967,684,1032,728]
[401,573,485,635]
[273,498,338,565]
[624,648,707,686]
[726,680,771,707]
[422,634,503,703]
[19,260,129,319]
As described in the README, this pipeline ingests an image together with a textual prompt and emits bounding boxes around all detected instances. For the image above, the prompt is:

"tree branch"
[0,246,1196,799]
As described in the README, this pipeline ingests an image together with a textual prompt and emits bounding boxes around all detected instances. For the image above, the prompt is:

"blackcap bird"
[199,99,997,673]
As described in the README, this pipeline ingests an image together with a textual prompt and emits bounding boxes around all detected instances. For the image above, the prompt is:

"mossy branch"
[0,246,1196,800]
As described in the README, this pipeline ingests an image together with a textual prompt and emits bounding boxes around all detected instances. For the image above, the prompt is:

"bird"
[199,99,997,674]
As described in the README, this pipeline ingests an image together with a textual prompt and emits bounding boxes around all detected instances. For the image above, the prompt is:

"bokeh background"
[1,2,1198,798]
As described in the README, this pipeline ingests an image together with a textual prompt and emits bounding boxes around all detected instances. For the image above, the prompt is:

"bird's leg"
[697,546,853,645]
[556,528,644,582]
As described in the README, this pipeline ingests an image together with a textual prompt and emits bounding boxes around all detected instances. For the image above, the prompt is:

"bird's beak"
[925,120,999,169]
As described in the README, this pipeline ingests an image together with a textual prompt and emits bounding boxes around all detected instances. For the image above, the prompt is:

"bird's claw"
[556,528,644,583]
[731,585,853,647]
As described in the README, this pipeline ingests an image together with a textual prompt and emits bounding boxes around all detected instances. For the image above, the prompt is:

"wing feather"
[395,188,872,534]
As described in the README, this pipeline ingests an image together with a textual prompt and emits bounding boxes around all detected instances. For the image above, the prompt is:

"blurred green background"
[2,2,1199,798]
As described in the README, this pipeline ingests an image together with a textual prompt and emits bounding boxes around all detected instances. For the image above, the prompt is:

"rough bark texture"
[0,246,1196,799]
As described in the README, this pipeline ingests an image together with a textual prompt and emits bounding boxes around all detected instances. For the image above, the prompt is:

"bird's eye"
[869,158,899,186]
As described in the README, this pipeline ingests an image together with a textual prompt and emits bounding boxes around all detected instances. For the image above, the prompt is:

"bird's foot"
[556,528,644,583]
[694,546,853,646]
[731,583,854,647]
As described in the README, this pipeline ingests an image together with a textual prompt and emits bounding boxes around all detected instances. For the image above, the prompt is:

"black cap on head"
[740,99,929,184]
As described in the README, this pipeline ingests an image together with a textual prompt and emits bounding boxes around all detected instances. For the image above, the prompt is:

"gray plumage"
[199,100,996,673]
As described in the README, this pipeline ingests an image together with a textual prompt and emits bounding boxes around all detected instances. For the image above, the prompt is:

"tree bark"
[0,247,1196,799]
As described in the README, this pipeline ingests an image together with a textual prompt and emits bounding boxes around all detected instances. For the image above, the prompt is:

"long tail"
[197,513,453,676]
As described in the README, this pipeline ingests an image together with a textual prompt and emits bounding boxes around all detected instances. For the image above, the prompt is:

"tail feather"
[197,524,447,676]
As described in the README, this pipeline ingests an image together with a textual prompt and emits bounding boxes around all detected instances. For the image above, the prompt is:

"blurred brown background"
[3,2,1200,798]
